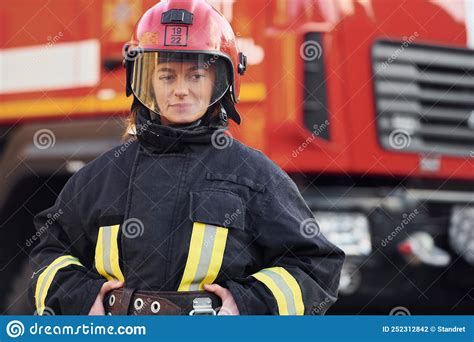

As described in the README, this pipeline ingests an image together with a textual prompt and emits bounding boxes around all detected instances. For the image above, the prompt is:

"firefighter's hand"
[88,280,124,315]
[204,284,240,315]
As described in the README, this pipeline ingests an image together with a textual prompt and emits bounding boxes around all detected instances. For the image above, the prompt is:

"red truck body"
[0,0,473,314]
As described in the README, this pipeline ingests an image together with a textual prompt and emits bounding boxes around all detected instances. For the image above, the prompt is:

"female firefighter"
[29,0,344,316]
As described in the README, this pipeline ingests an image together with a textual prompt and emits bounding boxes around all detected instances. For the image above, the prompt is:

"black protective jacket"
[29,109,345,315]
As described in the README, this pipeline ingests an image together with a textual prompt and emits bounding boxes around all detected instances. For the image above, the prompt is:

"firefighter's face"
[152,62,215,124]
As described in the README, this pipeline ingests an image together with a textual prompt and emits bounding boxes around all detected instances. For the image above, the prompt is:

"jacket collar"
[134,106,227,154]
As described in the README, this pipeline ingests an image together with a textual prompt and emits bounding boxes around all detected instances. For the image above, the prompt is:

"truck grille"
[372,40,474,156]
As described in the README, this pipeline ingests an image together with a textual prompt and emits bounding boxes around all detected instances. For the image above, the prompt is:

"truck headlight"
[315,211,372,256]
[449,206,474,266]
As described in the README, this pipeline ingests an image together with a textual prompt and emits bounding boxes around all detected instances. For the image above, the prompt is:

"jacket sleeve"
[223,166,345,315]
[29,176,106,315]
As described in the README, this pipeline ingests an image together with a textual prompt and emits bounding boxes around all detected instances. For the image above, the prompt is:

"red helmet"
[124,0,247,124]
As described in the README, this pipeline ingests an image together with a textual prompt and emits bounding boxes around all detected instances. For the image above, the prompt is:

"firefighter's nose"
[174,79,189,97]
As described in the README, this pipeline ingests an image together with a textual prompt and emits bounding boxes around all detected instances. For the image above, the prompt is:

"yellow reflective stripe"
[94,225,125,282]
[34,255,83,315]
[268,267,305,315]
[108,225,125,282]
[252,271,289,315]
[251,267,305,315]
[178,222,206,291]
[198,226,229,290]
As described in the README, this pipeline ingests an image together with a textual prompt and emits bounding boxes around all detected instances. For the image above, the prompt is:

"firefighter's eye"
[159,74,175,81]
[190,74,206,81]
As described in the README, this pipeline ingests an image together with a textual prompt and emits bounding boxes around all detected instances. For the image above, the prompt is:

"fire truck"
[0,0,473,314]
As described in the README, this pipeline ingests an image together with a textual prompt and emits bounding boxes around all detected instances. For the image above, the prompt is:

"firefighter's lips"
[170,103,193,109]
[168,103,198,116]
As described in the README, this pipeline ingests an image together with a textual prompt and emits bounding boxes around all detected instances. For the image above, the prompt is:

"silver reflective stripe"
[36,258,76,304]
[251,267,305,315]
[95,224,124,282]
[189,224,217,291]
[259,269,297,315]
[102,226,113,277]
[178,222,229,292]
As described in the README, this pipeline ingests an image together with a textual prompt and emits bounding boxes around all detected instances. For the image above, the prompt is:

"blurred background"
[0,0,473,315]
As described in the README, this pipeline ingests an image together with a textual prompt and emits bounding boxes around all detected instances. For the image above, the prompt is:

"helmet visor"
[131,51,230,121]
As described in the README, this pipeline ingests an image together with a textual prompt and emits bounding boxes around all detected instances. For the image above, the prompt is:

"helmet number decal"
[164,26,188,46]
